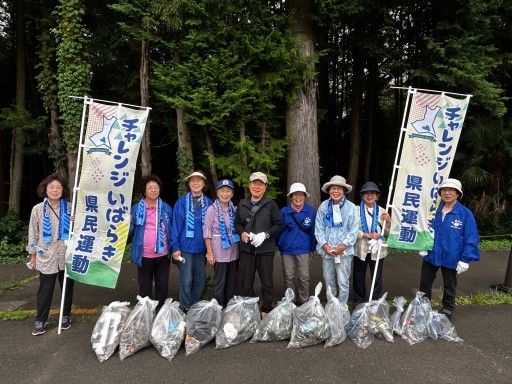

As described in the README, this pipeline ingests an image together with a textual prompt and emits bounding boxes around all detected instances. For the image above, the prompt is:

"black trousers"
[352,253,384,304]
[137,255,170,311]
[236,251,274,312]
[213,259,238,308]
[36,270,74,323]
[419,260,457,313]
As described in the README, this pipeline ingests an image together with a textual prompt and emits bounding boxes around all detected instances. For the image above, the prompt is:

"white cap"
[288,182,310,197]
[439,178,463,198]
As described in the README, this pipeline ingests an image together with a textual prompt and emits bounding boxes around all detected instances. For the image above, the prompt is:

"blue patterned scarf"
[42,198,70,243]
[135,197,165,253]
[323,197,346,228]
[186,192,208,238]
[360,202,384,240]
[216,199,240,248]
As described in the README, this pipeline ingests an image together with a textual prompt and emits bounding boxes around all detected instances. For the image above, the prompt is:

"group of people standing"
[26,170,479,336]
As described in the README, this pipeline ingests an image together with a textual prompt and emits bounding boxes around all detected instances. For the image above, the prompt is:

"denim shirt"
[314,198,359,258]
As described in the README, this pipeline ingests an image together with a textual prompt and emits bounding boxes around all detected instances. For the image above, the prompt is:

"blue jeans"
[178,251,206,308]
[322,254,353,304]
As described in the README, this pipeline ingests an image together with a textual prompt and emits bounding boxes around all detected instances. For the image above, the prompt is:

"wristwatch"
[264,232,270,239]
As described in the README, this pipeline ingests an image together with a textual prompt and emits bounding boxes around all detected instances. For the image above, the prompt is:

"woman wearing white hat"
[314,175,359,304]
[171,170,213,312]
[277,183,316,305]
[419,178,480,320]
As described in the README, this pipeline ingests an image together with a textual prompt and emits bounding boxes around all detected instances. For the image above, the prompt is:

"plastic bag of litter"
[119,296,158,360]
[251,288,296,342]
[428,310,463,342]
[215,296,260,348]
[399,291,429,345]
[184,299,222,355]
[91,301,131,362]
[368,292,394,342]
[324,286,350,348]
[288,282,330,348]
[150,298,186,361]
[389,296,407,335]
[346,302,374,349]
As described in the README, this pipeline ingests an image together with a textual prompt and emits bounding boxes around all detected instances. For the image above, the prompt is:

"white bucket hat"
[288,182,310,197]
[439,178,463,198]
[321,175,352,193]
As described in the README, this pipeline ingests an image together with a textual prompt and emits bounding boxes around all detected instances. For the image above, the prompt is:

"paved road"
[0,250,511,383]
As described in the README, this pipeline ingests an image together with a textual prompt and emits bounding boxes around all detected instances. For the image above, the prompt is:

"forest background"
[1,0,512,258]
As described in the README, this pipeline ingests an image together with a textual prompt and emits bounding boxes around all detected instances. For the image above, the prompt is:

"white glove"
[368,239,383,254]
[419,251,428,257]
[251,232,266,248]
[456,261,469,274]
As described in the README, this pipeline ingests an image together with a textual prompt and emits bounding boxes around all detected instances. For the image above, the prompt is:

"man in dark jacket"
[234,172,283,316]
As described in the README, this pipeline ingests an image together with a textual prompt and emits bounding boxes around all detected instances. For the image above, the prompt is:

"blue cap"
[360,181,381,194]
[217,179,235,190]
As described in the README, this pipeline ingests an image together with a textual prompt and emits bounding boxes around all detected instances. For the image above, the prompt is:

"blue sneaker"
[61,315,71,330]
[32,321,45,336]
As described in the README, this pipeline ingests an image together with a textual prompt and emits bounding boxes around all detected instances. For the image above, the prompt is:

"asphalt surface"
[0,250,511,384]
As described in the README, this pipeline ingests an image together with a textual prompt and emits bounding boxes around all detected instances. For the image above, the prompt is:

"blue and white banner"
[387,91,471,251]
[65,100,149,288]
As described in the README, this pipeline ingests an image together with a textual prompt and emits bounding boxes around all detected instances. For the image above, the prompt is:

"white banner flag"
[387,91,471,251]
[65,100,149,288]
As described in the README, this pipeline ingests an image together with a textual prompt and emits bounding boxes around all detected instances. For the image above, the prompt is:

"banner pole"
[368,86,415,300]
[58,96,90,334]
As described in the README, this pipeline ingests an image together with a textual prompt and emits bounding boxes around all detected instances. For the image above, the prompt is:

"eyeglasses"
[47,185,63,190]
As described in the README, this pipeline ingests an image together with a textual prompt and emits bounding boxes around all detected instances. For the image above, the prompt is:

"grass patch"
[0,275,38,294]
[0,309,34,320]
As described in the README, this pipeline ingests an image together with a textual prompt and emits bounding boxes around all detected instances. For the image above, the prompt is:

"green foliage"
[0,310,34,321]
[478,239,512,252]
[53,0,92,150]
[0,212,27,263]
[0,108,47,156]
[454,116,512,230]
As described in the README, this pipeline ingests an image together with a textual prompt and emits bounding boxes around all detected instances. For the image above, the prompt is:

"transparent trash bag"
[389,296,407,335]
[399,291,429,345]
[215,296,260,348]
[346,302,374,349]
[428,310,463,342]
[251,288,296,343]
[288,282,330,348]
[150,298,186,361]
[119,296,159,360]
[368,292,394,343]
[184,298,222,355]
[324,285,350,348]
[91,301,131,362]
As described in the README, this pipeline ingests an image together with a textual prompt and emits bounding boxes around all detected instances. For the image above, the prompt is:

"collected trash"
[346,302,374,349]
[184,298,222,355]
[324,286,350,348]
[389,296,407,336]
[288,282,330,348]
[399,291,429,345]
[150,298,186,361]
[216,296,260,348]
[91,301,131,362]
[119,296,158,360]
[251,288,296,343]
[368,292,394,343]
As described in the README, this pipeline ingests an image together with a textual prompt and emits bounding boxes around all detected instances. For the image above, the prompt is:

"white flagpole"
[368,86,415,301]
[58,96,90,334]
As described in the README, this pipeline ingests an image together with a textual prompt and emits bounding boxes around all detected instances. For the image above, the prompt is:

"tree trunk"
[174,53,194,196]
[202,125,218,196]
[9,0,26,215]
[49,107,68,181]
[347,43,364,200]
[239,121,248,168]
[139,33,151,177]
[67,147,78,194]
[286,0,321,208]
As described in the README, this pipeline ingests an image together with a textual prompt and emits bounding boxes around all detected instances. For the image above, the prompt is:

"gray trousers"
[281,253,310,304]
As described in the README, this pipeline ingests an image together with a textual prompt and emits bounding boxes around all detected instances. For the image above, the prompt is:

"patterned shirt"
[26,202,68,274]
[203,203,239,263]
